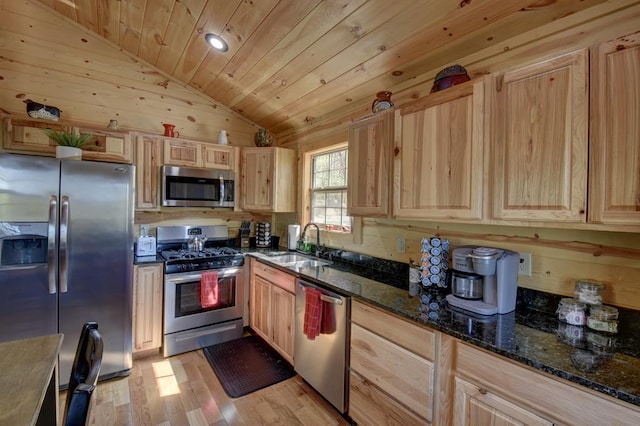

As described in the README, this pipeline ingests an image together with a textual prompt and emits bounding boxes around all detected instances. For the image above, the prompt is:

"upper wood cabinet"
[3,118,133,163]
[394,78,487,221]
[164,138,236,171]
[240,147,296,212]
[135,134,163,210]
[347,110,393,217]
[589,33,640,225]
[492,50,588,223]
[202,144,235,170]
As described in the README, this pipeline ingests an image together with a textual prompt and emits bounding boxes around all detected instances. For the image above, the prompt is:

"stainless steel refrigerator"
[0,153,134,387]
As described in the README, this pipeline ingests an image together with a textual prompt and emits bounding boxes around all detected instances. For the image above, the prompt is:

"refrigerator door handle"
[47,195,57,294]
[59,195,70,293]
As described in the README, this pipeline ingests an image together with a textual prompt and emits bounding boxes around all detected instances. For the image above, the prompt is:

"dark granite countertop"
[133,254,165,265]
[248,251,640,409]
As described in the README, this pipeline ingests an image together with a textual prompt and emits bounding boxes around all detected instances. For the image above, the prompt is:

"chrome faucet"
[301,222,320,255]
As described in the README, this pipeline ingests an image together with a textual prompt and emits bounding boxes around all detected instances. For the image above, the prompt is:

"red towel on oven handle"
[200,270,219,308]
[303,287,322,340]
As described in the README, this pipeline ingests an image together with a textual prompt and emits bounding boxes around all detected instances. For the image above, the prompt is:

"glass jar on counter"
[574,279,605,305]
[587,305,619,334]
[556,298,587,326]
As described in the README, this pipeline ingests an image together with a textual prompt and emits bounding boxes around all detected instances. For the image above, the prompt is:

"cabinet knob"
[479,388,488,395]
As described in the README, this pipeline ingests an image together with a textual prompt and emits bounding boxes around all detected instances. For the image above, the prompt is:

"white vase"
[217,130,228,145]
[56,146,82,160]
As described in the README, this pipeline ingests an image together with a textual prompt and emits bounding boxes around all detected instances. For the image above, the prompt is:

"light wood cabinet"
[240,147,296,212]
[202,144,235,170]
[135,134,163,210]
[163,138,236,170]
[249,259,295,364]
[454,342,640,425]
[453,377,552,426]
[3,118,133,163]
[163,138,202,167]
[349,300,435,425]
[589,32,640,225]
[347,110,393,217]
[394,78,487,221]
[491,50,588,223]
[132,264,163,354]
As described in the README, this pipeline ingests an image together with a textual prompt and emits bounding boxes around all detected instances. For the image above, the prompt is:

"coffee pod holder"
[255,222,271,248]
[420,237,450,290]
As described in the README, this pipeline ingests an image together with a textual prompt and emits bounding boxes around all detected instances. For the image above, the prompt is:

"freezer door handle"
[298,283,344,305]
[47,195,57,294]
[59,195,69,293]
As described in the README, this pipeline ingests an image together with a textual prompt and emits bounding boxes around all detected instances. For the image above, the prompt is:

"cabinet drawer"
[351,323,433,421]
[349,371,427,426]
[352,300,435,360]
[457,343,640,424]
[251,259,295,293]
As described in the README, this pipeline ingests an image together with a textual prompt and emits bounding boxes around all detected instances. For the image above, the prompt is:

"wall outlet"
[518,252,532,277]
[140,224,149,236]
[397,238,406,253]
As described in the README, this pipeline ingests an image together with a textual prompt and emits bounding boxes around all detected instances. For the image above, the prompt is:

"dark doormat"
[202,334,295,398]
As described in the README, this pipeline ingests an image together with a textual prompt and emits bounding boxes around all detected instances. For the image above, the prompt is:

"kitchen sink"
[267,253,331,268]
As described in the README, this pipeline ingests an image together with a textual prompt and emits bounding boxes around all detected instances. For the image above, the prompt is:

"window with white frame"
[310,148,351,232]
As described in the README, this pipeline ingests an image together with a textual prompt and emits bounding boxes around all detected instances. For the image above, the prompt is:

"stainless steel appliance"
[446,246,519,315]
[294,279,350,413]
[161,165,235,208]
[0,153,134,387]
[157,225,245,357]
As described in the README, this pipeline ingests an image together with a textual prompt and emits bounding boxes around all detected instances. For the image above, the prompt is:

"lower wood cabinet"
[249,258,295,364]
[454,342,640,425]
[349,300,436,425]
[132,264,163,355]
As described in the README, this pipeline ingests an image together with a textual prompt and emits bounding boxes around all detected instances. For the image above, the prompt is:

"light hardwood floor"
[60,350,351,425]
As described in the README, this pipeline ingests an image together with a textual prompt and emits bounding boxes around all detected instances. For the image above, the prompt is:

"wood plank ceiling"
[35,0,611,137]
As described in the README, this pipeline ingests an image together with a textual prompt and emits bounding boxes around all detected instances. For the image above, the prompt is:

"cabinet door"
[203,145,235,170]
[395,79,486,221]
[133,264,163,353]
[163,138,202,167]
[3,119,132,163]
[250,274,271,342]
[241,148,275,210]
[350,323,433,421]
[348,110,393,217]
[270,285,295,364]
[78,127,133,163]
[453,377,553,426]
[589,33,640,225]
[492,50,588,222]
[135,134,162,210]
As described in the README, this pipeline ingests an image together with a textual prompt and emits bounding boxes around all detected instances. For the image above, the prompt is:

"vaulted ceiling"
[35,0,612,136]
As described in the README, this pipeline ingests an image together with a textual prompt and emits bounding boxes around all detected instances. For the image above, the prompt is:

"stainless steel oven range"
[157,225,244,357]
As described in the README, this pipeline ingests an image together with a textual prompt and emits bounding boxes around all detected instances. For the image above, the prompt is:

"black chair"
[63,322,103,426]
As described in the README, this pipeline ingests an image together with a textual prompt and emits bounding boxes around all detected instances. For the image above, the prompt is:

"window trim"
[310,147,350,232]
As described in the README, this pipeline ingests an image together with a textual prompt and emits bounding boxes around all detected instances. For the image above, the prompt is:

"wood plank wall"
[0,1,257,144]
[275,2,640,311]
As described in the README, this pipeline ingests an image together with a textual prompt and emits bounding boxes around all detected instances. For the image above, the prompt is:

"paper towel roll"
[288,224,300,250]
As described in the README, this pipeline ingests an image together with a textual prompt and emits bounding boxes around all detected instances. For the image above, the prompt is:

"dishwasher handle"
[298,282,344,305]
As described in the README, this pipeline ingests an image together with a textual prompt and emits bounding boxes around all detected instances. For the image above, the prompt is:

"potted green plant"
[44,127,94,160]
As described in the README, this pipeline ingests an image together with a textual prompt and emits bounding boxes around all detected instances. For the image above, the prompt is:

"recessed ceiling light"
[205,33,228,52]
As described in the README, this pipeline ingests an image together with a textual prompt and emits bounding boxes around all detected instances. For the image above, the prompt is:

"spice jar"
[587,305,619,334]
[574,279,605,305]
[556,298,587,326]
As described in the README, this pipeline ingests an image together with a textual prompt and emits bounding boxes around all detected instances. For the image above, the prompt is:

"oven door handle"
[165,268,242,284]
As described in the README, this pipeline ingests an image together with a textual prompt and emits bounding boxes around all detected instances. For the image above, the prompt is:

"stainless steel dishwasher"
[294,279,350,414]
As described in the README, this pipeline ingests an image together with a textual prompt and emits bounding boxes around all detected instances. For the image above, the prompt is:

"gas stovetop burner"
[160,247,241,261]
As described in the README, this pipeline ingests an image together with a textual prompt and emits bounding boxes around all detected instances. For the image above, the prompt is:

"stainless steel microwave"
[161,165,235,208]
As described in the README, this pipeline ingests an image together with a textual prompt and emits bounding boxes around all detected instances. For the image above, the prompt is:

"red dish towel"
[321,301,336,335]
[303,287,322,340]
[200,271,219,308]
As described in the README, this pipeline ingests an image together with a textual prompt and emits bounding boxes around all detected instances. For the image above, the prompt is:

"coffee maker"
[446,246,519,315]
